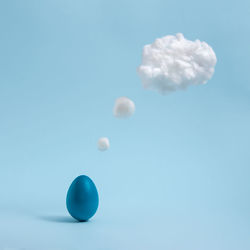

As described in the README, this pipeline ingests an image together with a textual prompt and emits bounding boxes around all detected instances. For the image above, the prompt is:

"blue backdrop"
[0,0,249,249]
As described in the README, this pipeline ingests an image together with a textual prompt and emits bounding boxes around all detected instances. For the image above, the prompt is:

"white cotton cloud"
[97,137,110,151]
[113,97,135,118]
[137,33,217,94]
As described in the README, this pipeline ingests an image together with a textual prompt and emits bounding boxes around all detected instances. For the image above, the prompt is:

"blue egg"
[66,175,99,221]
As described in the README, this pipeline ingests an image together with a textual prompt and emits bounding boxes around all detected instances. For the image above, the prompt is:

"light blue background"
[0,0,250,249]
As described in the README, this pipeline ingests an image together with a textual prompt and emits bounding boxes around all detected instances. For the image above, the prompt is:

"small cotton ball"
[97,137,110,151]
[113,97,135,118]
[137,33,217,94]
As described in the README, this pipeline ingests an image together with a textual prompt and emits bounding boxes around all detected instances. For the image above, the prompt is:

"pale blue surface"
[0,0,250,249]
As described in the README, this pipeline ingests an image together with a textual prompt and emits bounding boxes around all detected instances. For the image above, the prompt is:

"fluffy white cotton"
[97,137,110,151]
[137,33,217,94]
[113,97,135,118]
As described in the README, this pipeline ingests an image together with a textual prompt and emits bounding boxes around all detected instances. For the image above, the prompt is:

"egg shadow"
[37,215,88,224]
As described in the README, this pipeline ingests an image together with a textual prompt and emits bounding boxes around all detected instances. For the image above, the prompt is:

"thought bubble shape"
[137,33,217,94]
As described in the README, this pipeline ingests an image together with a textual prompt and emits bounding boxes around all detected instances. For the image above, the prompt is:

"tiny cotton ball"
[113,97,135,118]
[97,137,110,151]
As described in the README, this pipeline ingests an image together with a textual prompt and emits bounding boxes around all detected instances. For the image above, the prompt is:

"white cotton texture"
[137,33,217,94]
[113,97,135,118]
[97,137,110,151]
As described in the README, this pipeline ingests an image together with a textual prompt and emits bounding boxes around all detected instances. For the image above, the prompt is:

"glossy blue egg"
[66,175,99,221]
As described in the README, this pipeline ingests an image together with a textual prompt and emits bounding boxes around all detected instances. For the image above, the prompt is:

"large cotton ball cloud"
[97,137,110,151]
[113,97,135,118]
[137,33,217,94]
